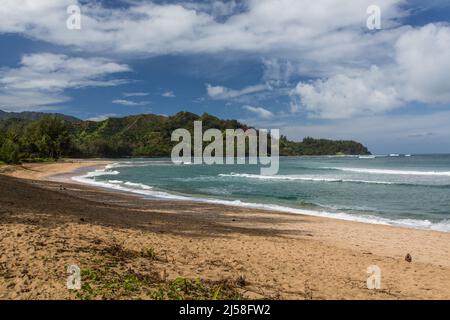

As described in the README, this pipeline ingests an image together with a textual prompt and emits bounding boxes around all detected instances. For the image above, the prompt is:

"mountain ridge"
[0,110,370,163]
[0,110,80,122]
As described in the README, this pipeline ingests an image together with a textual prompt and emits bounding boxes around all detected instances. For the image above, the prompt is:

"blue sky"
[1,0,450,154]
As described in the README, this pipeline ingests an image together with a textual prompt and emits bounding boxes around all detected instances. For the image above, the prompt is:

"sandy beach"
[0,160,449,300]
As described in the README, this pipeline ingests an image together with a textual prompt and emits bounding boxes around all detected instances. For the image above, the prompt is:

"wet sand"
[0,161,449,299]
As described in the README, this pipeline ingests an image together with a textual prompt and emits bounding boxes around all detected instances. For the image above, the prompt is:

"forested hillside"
[0,111,370,163]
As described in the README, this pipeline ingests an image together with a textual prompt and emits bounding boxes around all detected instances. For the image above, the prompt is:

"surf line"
[171,120,280,175]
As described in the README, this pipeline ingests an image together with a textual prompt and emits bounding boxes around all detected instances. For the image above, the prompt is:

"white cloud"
[123,92,149,97]
[262,58,295,86]
[293,66,402,119]
[2,1,449,123]
[209,0,241,18]
[0,0,404,64]
[395,23,450,103]
[0,53,129,91]
[0,91,68,112]
[186,1,242,19]
[206,84,267,100]
[292,23,450,119]
[87,114,119,122]
[289,101,301,113]
[243,105,274,119]
[0,0,414,115]
[162,91,176,98]
[112,99,149,106]
[0,53,130,111]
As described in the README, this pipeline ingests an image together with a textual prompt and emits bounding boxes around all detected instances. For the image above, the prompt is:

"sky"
[1,0,450,154]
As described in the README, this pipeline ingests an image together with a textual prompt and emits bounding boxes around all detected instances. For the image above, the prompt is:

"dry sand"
[0,161,449,299]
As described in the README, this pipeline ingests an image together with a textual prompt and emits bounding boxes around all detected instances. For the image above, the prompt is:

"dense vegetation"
[0,110,370,164]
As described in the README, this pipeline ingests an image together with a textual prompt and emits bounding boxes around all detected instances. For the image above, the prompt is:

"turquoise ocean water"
[73,155,450,232]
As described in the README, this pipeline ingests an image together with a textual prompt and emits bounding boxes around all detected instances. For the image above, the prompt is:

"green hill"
[0,110,80,122]
[0,111,370,163]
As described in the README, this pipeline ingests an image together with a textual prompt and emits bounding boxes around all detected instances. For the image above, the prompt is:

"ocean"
[73,155,450,232]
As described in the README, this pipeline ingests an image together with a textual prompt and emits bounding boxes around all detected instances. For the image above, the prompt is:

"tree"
[0,127,23,163]
[24,117,73,160]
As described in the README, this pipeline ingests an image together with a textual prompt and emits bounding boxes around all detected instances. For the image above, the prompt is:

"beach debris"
[235,275,247,287]
[160,269,167,281]
[141,247,158,260]
[405,253,412,263]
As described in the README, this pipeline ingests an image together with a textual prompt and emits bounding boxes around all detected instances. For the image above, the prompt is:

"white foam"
[108,180,123,184]
[219,173,397,185]
[124,181,153,190]
[72,168,450,233]
[82,169,120,177]
[106,160,173,169]
[324,167,450,176]
[73,168,155,192]
[72,170,187,200]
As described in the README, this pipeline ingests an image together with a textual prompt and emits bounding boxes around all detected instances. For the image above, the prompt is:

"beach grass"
[72,243,244,300]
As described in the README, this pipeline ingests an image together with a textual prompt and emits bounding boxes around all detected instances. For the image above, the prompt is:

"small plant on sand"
[76,283,94,300]
[151,277,244,300]
[81,268,101,283]
[75,268,104,300]
[73,265,243,300]
[141,247,158,260]
[123,273,141,291]
[74,267,145,299]
[70,243,243,300]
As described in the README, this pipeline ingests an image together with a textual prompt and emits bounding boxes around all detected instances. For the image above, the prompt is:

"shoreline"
[1,160,450,299]
[4,159,450,247]
[0,159,112,182]
[52,160,450,234]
